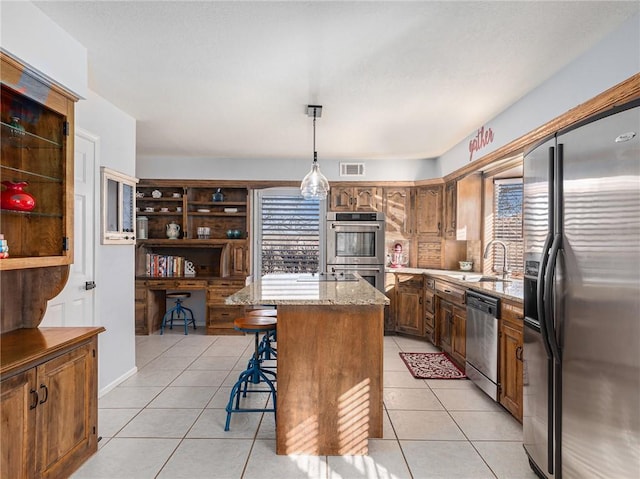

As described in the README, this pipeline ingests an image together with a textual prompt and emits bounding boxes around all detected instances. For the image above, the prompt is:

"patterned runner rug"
[399,352,466,379]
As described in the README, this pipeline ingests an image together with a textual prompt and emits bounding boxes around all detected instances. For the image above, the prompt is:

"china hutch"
[0,52,104,478]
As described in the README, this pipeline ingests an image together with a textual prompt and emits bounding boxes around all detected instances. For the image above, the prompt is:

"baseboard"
[99,366,138,398]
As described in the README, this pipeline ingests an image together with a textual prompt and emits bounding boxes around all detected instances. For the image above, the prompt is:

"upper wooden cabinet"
[415,185,443,236]
[443,174,482,241]
[0,53,77,271]
[383,187,412,234]
[330,186,382,212]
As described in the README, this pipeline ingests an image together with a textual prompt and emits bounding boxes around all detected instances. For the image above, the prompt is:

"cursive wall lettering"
[468,126,494,162]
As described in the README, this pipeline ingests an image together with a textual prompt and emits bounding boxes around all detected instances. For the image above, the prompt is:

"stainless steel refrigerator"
[522,99,640,479]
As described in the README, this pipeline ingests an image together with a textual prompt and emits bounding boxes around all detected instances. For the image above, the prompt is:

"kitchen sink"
[443,273,511,283]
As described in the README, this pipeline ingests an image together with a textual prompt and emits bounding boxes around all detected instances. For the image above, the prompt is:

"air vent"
[340,162,365,177]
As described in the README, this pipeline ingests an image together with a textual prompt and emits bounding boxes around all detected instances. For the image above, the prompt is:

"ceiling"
[33,1,639,163]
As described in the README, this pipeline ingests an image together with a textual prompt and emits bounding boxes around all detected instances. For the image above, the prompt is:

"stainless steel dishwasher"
[465,290,500,401]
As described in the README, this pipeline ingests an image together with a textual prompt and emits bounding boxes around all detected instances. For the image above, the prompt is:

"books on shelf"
[145,253,188,277]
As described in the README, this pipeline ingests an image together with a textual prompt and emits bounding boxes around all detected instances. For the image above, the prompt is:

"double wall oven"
[325,212,386,292]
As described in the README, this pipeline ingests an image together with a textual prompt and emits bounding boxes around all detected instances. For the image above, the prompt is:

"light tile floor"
[72,329,538,479]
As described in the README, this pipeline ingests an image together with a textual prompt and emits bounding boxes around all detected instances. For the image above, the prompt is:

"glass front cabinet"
[0,53,77,270]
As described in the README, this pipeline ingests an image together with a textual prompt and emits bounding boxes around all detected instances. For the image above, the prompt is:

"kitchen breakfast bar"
[226,273,389,455]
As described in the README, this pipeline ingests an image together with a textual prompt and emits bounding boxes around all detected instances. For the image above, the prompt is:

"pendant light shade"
[300,105,330,200]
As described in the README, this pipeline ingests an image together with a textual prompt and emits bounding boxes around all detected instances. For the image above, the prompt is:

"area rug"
[399,352,466,379]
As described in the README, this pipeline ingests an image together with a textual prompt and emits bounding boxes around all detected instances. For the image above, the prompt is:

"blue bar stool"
[224,315,277,431]
[161,292,196,335]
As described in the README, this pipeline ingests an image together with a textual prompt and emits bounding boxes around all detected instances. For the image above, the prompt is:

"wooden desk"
[135,276,245,335]
[227,273,389,455]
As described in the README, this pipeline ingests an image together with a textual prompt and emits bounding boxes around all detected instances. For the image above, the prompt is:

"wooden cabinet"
[136,181,248,241]
[424,277,436,344]
[0,54,76,271]
[435,280,466,369]
[207,278,245,334]
[443,181,457,239]
[499,300,524,421]
[443,174,482,241]
[395,274,424,336]
[384,273,397,333]
[1,329,103,479]
[451,305,467,367]
[330,186,382,212]
[383,187,412,234]
[1,53,79,333]
[415,186,443,236]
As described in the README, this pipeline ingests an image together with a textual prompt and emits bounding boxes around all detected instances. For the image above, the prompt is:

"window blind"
[493,179,524,274]
[261,195,321,274]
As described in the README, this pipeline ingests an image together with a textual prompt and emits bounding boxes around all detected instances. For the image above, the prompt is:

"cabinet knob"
[516,346,523,361]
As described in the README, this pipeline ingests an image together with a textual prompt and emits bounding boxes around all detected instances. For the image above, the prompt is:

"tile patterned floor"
[72,330,538,479]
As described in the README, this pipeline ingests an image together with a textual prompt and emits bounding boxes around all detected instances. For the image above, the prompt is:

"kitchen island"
[226,273,389,455]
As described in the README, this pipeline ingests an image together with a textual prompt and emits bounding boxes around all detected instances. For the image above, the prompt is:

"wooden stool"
[247,309,277,360]
[161,292,196,335]
[224,316,277,431]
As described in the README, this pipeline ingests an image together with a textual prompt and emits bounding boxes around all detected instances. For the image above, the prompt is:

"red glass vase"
[1,181,36,211]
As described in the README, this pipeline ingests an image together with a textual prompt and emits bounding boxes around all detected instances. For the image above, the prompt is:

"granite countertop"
[226,273,390,306]
[387,267,524,303]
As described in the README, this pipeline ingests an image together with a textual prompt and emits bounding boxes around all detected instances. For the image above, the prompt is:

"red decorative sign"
[468,126,494,162]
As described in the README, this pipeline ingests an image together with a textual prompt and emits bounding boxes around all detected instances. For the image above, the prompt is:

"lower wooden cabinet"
[499,301,524,421]
[1,329,102,479]
[451,305,467,367]
[435,280,467,370]
[395,274,424,336]
[206,278,246,334]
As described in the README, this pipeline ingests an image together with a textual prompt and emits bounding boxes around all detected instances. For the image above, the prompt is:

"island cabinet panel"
[499,300,524,421]
[424,278,436,344]
[276,304,383,455]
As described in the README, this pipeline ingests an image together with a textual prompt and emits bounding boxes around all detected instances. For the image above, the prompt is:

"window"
[492,178,523,274]
[101,167,138,244]
[252,188,325,279]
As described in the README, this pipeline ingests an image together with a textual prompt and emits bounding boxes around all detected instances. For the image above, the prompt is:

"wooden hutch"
[0,52,104,478]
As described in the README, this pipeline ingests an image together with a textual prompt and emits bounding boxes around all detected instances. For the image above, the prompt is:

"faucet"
[484,240,510,280]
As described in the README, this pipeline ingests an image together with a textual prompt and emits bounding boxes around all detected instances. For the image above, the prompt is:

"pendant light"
[300,105,330,200]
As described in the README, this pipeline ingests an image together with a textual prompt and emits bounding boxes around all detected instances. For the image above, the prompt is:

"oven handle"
[329,223,382,229]
[329,265,382,272]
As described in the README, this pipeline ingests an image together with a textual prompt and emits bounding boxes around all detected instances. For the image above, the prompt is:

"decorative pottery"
[9,117,26,137]
[151,189,162,198]
[166,222,181,239]
[213,188,224,202]
[226,229,234,239]
[459,261,473,271]
[1,181,36,211]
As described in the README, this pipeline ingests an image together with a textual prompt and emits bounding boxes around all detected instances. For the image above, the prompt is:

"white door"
[42,130,97,326]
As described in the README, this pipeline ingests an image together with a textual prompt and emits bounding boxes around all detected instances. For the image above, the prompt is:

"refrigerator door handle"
[543,233,562,364]
[537,231,554,360]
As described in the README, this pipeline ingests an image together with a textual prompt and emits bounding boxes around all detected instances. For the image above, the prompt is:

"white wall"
[76,91,138,393]
[437,13,640,176]
[136,155,438,182]
[0,1,87,98]
[1,1,137,394]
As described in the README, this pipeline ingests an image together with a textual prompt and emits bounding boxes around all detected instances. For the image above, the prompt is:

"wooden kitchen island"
[226,273,389,455]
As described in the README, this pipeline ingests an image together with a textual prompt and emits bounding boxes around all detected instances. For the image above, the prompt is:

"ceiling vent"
[340,162,365,177]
